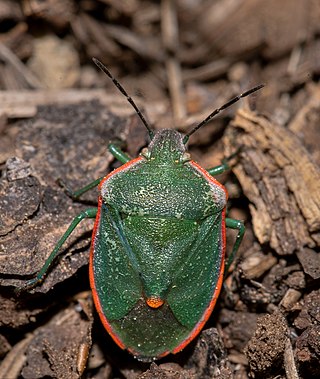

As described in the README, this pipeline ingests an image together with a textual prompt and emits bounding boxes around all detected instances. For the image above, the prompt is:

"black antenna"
[183,84,264,143]
[92,58,154,139]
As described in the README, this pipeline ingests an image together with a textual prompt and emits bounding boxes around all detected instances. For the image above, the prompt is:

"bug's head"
[140,129,190,164]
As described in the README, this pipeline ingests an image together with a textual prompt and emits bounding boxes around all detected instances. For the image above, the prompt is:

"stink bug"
[18,58,263,361]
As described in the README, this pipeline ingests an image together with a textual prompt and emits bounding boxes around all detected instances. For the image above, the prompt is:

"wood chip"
[284,338,299,379]
[224,109,320,255]
[0,334,33,379]
[279,289,302,311]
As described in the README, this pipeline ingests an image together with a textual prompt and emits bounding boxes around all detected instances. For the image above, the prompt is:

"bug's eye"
[140,147,151,159]
[180,152,191,163]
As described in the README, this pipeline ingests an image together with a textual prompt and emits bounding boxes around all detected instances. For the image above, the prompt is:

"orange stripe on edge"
[89,156,144,351]
[98,156,144,190]
[172,161,227,354]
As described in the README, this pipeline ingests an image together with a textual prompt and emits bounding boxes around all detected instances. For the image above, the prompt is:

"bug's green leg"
[58,177,104,199]
[16,208,98,293]
[58,143,131,199]
[108,142,131,164]
[207,149,241,176]
[225,217,245,272]
[207,159,230,176]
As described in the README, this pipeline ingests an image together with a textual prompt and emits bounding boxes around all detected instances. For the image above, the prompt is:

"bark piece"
[224,109,320,255]
[289,83,320,166]
[294,289,320,331]
[295,325,320,378]
[0,175,41,236]
[0,100,147,292]
[296,248,320,279]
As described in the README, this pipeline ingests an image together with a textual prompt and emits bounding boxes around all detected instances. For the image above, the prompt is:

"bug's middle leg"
[206,149,241,176]
[207,159,230,176]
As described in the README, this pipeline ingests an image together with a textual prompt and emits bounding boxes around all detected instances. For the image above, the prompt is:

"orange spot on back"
[146,296,164,309]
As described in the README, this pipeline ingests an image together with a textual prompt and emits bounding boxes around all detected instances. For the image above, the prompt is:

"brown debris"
[27,35,80,89]
[289,84,320,166]
[161,0,186,123]
[244,311,288,376]
[240,249,278,280]
[294,290,320,331]
[296,248,320,279]
[22,0,76,29]
[218,310,259,352]
[0,334,33,379]
[279,289,302,311]
[0,41,43,89]
[184,328,233,379]
[199,0,320,60]
[21,299,93,379]
[137,362,189,379]
[284,337,299,379]
[295,325,320,378]
[0,334,10,358]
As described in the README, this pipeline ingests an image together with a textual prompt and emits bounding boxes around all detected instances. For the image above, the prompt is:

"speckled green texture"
[91,130,226,359]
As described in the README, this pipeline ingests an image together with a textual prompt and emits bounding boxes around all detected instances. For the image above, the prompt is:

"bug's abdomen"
[91,200,225,360]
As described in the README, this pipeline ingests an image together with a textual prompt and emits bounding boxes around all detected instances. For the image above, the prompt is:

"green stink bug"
[18,58,263,361]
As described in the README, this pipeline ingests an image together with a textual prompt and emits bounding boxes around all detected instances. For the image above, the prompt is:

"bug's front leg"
[225,217,245,271]
[108,141,131,164]
[58,142,131,199]
[16,208,98,293]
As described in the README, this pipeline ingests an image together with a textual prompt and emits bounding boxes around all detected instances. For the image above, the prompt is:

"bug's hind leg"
[16,208,98,293]
[225,218,245,272]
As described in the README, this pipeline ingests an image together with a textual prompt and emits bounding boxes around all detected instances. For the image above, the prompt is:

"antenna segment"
[183,84,264,143]
[93,58,154,139]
